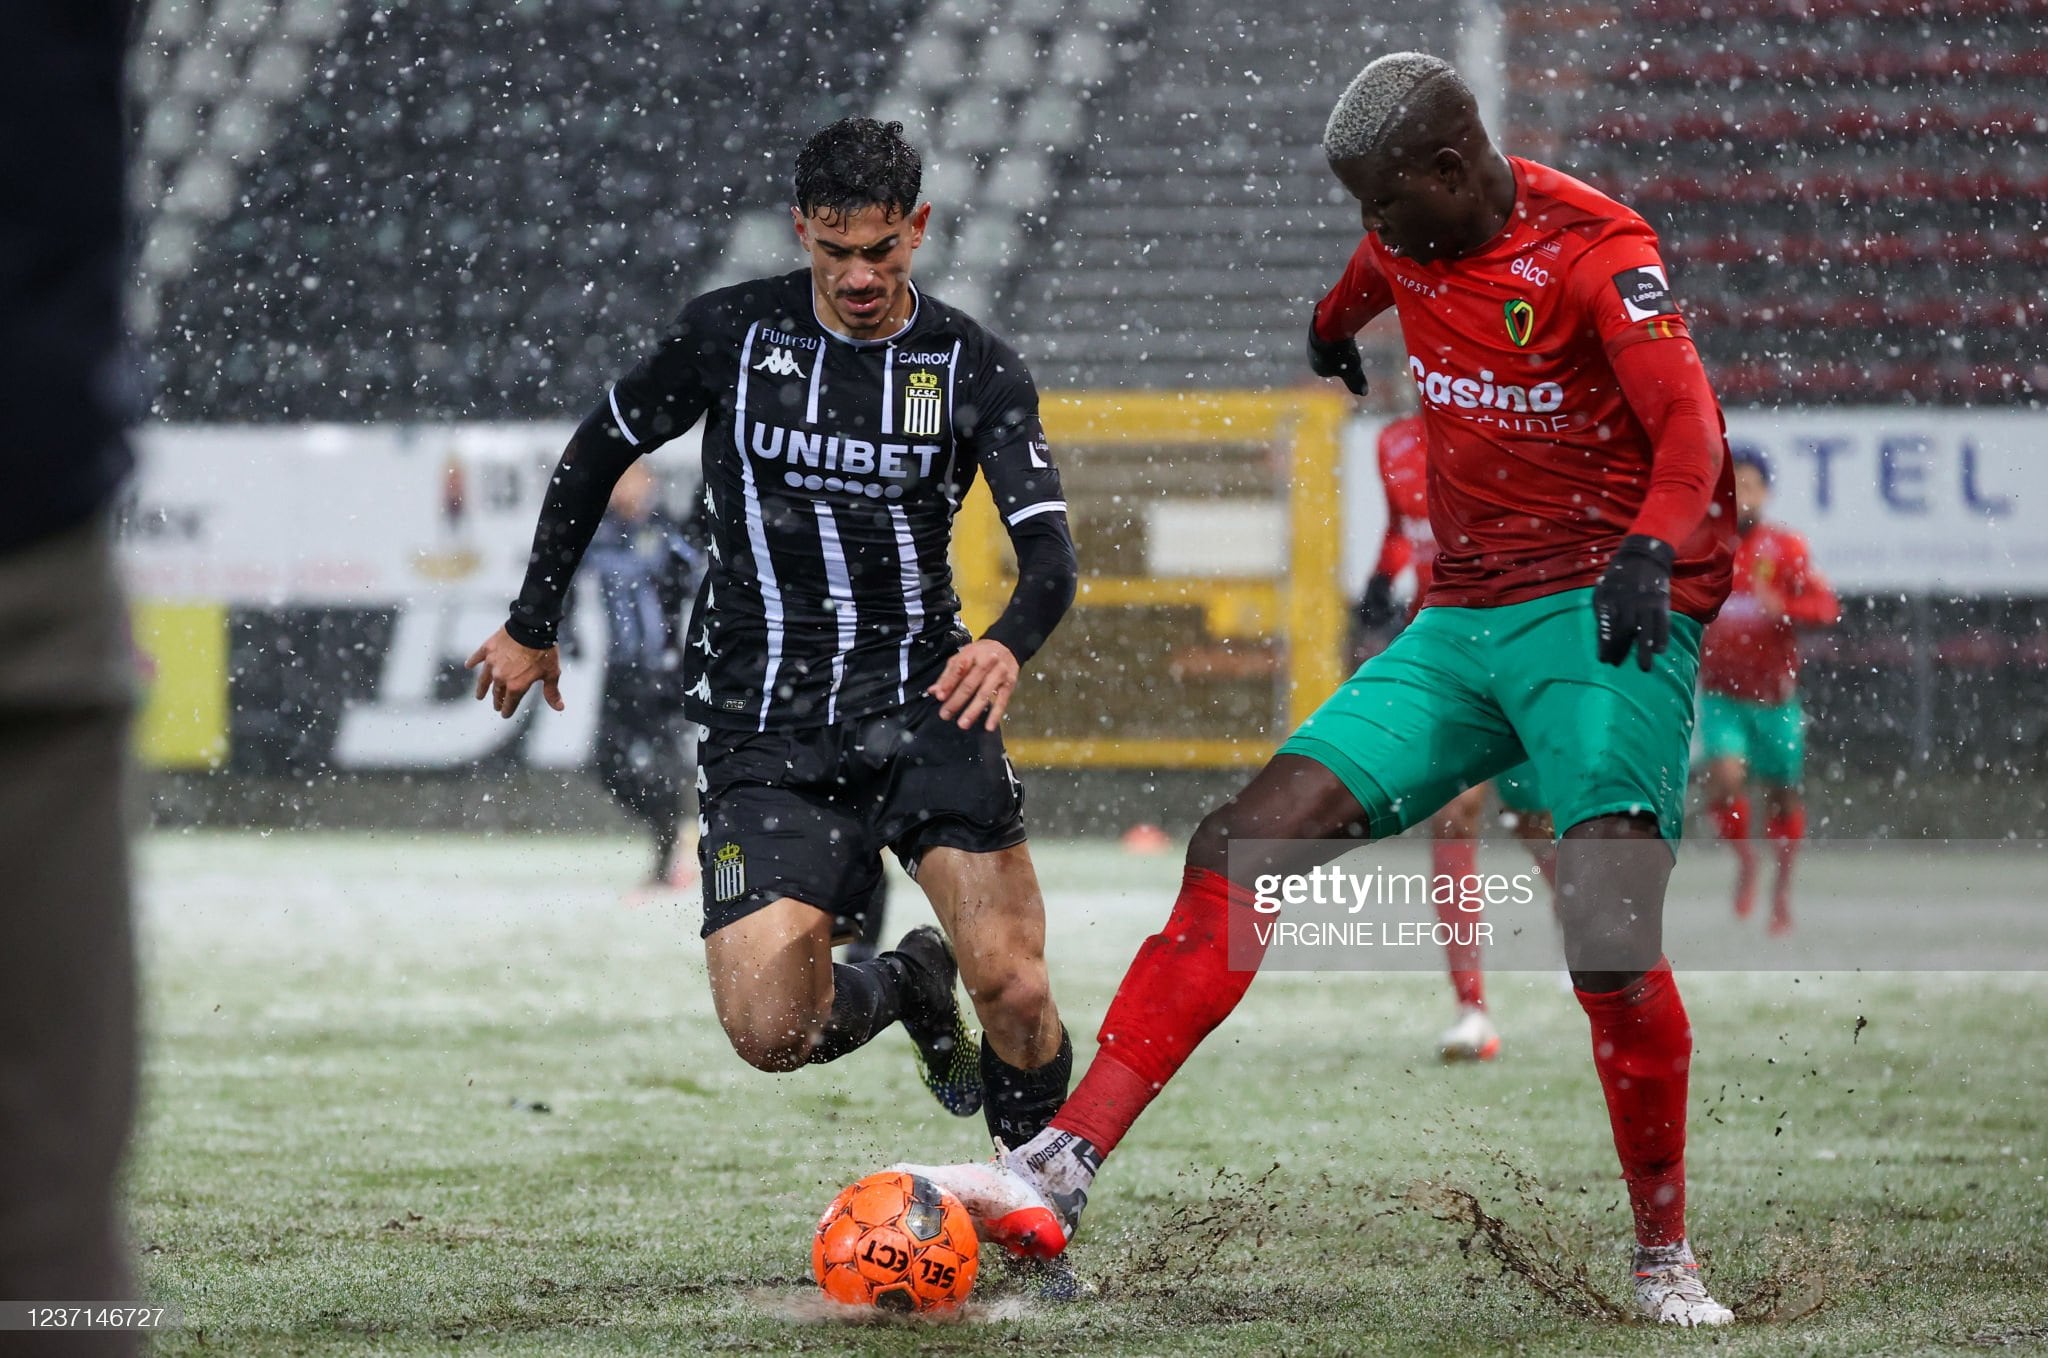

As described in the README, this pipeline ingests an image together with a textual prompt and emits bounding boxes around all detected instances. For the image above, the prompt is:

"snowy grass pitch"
[134,831,2048,1354]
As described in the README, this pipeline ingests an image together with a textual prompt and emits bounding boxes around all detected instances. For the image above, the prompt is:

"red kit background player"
[1360,411,1555,1062]
[1697,447,1839,930]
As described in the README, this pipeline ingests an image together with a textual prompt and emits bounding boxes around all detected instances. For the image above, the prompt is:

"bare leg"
[1187,753,1376,882]
[703,897,836,1071]
[1430,786,1490,1020]
[1703,755,1757,919]
[1554,811,1670,993]
[915,843,1074,1148]
[915,844,1059,1070]
[1761,782,1804,932]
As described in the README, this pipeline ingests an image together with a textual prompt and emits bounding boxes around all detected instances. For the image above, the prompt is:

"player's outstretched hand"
[1592,535,1675,671]
[1306,321,1368,397]
[467,626,565,718]
[929,638,1019,731]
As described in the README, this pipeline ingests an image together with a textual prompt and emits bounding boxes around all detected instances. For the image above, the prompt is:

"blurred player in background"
[1354,409,1557,1062]
[1,3,140,1353]
[909,52,1742,1326]
[467,119,1077,1165]
[574,466,898,944]
[1697,447,1838,933]
[566,461,705,891]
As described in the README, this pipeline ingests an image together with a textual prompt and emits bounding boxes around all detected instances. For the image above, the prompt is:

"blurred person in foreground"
[1696,447,1838,933]
[904,52,1743,1326]
[1355,406,1558,1062]
[465,120,1078,1197]
[0,2,141,1353]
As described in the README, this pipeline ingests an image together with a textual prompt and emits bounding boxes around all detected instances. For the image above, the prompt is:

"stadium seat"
[940,87,1014,151]
[1542,0,2045,404]
[986,154,1053,212]
[1016,88,1086,152]
[1050,31,1112,85]
[976,30,1043,89]
[928,0,998,31]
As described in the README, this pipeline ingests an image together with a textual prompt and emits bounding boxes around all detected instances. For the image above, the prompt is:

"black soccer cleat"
[892,926,983,1118]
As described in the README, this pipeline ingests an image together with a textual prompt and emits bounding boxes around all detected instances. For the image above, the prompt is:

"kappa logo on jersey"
[711,841,747,902]
[1613,265,1679,323]
[903,370,944,437]
[1504,298,1536,347]
[753,346,808,379]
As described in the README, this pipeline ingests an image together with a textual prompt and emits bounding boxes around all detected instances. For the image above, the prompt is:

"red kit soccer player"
[1697,447,1838,932]
[1360,411,1556,1062]
[907,53,1739,1326]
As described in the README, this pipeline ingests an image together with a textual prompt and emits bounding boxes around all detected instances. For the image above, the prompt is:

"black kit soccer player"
[468,119,1079,1153]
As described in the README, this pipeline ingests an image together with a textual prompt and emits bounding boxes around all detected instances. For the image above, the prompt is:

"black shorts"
[696,694,1027,938]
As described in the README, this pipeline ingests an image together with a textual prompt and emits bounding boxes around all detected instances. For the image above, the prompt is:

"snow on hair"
[1322,52,1460,162]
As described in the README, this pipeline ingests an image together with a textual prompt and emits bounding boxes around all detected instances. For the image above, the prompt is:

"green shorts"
[1279,587,1703,843]
[1494,761,1544,814]
[1698,690,1805,787]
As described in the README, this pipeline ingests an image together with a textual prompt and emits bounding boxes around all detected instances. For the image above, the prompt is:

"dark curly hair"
[793,118,923,222]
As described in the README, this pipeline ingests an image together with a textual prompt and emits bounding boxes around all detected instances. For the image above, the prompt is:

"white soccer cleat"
[1438,1005,1501,1062]
[1633,1242,1736,1327]
[889,1146,1080,1259]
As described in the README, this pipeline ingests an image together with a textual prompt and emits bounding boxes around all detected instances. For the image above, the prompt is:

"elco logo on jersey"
[754,346,808,379]
[1612,266,1679,323]
[902,370,943,437]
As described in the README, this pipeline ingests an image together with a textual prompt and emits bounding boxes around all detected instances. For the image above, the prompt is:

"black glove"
[1306,322,1368,396]
[1592,535,1675,671]
[1354,573,1398,631]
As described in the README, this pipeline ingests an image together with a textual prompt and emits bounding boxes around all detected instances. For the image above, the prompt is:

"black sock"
[807,958,908,1065]
[981,1028,1073,1147]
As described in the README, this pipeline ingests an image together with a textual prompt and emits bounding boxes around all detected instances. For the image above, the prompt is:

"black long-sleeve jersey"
[507,271,1074,731]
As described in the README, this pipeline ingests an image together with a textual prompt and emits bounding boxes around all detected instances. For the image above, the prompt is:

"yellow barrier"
[132,600,230,769]
[954,390,1348,769]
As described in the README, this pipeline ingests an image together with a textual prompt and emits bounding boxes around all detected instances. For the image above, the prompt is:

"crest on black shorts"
[1503,298,1535,347]
[712,841,747,902]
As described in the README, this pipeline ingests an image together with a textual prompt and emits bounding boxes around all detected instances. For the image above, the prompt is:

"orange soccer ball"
[812,1170,979,1313]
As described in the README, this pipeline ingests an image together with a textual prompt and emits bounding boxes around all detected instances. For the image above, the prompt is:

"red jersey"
[1371,413,1435,603]
[1698,521,1839,703]
[1315,156,1735,620]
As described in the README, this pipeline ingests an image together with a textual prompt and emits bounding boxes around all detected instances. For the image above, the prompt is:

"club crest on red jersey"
[1503,298,1535,347]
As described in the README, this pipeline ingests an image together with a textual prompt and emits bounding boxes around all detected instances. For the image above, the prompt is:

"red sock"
[1712,796,1754,864]
[1051,867,1265,1157]
[1766,804,1804,866]
[1766,803,1805,920]
[1432,838,1484,1009]
[1575,959,1691,1248]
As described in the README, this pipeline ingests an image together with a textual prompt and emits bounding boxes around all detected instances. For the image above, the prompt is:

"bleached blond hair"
[1322,52,1467,163]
